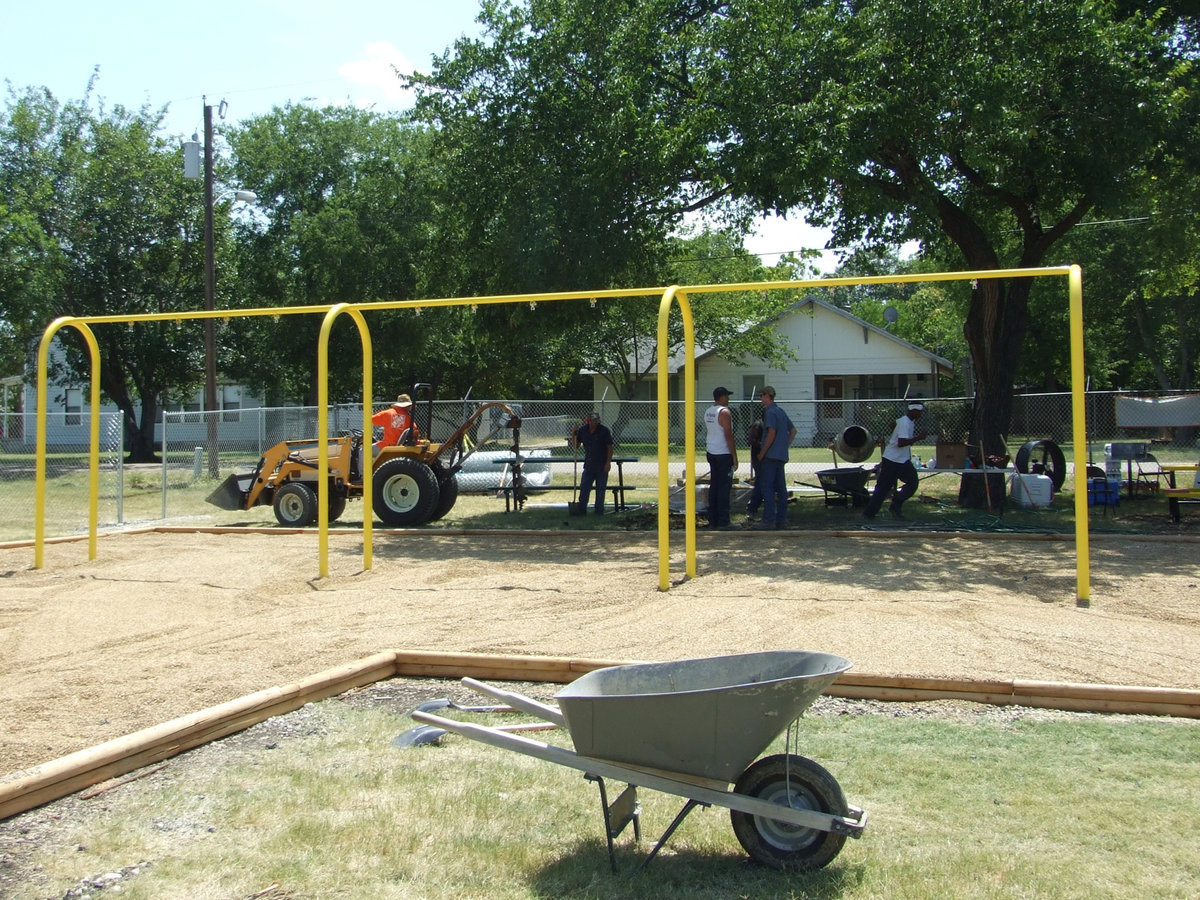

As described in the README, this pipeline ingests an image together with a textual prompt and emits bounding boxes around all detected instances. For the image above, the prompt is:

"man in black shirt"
[573,413,614,514]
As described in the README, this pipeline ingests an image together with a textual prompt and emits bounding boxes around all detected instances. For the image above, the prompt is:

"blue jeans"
[579,466,608,513]
[706,452,733,527]
[758,458,788,526]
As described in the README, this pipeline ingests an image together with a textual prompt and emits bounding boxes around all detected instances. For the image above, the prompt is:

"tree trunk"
[130,393,159,463]
[957,277,1033,509]
[1130,292,1173,390]
[87,340,159,464]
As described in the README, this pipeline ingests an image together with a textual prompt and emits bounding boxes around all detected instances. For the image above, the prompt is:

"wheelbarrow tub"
[555,650,851,783]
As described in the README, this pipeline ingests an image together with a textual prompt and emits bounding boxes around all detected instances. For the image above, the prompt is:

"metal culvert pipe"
[834,425,875,463]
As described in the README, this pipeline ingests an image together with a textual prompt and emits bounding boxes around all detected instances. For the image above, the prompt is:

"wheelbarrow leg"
[587,774,641,874]
[587,773,712,876]
[633,798,707,876]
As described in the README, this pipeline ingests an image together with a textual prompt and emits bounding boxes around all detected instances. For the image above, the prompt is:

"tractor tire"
[429,472,459,522]
[372,457,440,526]
[327,492,348,523]
[273,482,318,527]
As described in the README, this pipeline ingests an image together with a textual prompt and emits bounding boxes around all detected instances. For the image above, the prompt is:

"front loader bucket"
[206,473,251,511]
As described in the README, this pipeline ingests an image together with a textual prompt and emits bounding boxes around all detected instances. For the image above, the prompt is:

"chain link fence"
[0,411,124,542]
[3,392,1197,540]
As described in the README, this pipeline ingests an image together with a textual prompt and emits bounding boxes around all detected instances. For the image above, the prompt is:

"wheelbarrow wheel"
[730,754,848,870]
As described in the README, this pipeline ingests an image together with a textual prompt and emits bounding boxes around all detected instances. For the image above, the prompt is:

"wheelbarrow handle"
[461,677,566,727]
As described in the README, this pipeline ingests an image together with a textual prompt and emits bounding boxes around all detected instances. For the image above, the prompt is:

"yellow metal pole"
[85,327,101,561]
[656,288,677,590]
[1067,265,1091,606]
[35,318,101,567]
[358,313,375,572]
[316,305,374,578]
[656,287,697,589]
[678,290,697,579]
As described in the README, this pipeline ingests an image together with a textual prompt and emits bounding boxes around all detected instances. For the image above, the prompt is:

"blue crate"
[1088,478,1120,507]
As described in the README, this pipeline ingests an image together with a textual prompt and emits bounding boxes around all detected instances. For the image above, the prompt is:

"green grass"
[14,695,1200,899]
[2,444,1194,544]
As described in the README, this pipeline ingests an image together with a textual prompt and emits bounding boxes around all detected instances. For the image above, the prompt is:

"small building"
[591,297,953,445]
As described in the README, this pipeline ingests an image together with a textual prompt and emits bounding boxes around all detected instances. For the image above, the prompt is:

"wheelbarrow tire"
[730,754,848,870]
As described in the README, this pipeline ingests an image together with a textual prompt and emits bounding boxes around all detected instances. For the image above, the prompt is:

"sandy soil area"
[2,527,1199,777]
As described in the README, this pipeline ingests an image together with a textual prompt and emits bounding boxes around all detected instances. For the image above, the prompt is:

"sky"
[2,0,837,268]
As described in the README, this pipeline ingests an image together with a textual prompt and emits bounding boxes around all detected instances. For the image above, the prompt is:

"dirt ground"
[2,527,1199,779]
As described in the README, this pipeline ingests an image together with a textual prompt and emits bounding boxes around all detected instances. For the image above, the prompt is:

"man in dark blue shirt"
[573,413,614,514]
[754,386,796,530]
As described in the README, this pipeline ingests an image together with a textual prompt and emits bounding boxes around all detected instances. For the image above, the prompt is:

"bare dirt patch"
[2,528,1198,780]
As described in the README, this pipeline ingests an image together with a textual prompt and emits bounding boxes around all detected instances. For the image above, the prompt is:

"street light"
[184,98,255,477]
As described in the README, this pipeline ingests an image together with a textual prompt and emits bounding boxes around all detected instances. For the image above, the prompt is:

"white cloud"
[338,41,415,106]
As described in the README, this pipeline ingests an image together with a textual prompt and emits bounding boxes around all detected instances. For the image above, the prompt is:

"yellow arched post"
[656,286,697,590]
[35,318,102,567]
[316,304,374,578]
[1067,265,1091,606]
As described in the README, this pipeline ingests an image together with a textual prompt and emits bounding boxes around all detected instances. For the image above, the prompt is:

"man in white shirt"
[864,401,928,521]
[704,386,739,529]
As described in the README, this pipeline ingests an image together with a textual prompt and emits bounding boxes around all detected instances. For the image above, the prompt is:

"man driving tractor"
[372,393,419,455]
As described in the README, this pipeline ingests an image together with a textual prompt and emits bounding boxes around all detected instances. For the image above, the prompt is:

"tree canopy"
[411,0,1199,502]
[0,80,211,459]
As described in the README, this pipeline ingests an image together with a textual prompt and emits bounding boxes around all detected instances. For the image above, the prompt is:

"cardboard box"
[935,442,968,469]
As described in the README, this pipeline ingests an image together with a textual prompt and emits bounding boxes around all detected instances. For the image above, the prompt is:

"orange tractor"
[207,387,524,527]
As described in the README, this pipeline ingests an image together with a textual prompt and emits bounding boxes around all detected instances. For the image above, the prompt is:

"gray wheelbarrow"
[409,650,868,873]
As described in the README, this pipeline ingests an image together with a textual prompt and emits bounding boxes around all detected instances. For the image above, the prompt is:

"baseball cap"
[907,401,925,411]
[713,386,731,400]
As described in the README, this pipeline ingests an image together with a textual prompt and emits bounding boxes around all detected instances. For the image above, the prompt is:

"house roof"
[644,295,954,375]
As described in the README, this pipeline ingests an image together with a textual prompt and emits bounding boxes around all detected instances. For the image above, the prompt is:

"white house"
[591,297,953,445]
[3,341,265,448]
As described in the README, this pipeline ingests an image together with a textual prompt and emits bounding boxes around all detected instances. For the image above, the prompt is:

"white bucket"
[1008,473,1054,508]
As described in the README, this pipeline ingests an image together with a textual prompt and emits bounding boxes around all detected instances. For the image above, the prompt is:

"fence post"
[115,415,124,524]
[161,413,169,520]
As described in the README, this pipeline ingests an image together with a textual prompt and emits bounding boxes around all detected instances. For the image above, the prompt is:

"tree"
[413,0,1198,505]
[573,228,807,399]
[713,0,1197,502]
[0,81,211,460]
[225,104,583,403]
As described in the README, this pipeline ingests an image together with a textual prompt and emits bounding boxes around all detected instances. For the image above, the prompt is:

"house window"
[221,385,242,423]
[742,375,765,402]
[819,378,844,419]
[869,374,897,399]
[64,388,82,426]
[169,391,204,423]
[625,380,657,402]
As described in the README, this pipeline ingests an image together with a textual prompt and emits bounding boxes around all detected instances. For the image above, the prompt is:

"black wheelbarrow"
[409,650,868,873]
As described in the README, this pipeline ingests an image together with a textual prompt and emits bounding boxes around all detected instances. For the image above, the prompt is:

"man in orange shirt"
[372,394,417,454]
